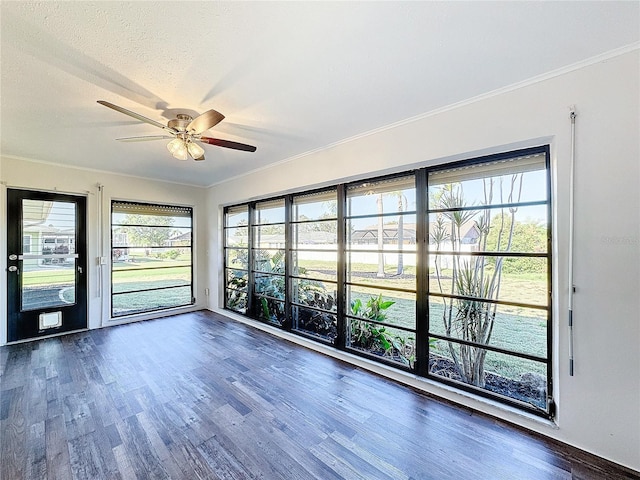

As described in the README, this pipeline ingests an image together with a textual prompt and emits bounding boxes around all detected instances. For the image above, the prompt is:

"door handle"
[8,266,19,274]
[78,266,83,274]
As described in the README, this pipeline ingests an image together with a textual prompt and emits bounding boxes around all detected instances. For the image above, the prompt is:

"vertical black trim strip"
[415,169,429,376]
[544,145,554,411]
[222,207,228,310]
[284,195,293,330]
[336,184,347,349]
[247,202,256,318]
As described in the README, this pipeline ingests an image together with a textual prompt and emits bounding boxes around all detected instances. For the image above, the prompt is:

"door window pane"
[21,200,77,311]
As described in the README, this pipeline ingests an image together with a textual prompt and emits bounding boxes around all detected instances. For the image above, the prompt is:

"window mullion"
[247,202,256,318]
[415,169,429,377]
[336,184,346,350]
[284,195,292,331]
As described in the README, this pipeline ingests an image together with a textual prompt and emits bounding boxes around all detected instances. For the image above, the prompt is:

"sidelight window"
[111,201,193,317]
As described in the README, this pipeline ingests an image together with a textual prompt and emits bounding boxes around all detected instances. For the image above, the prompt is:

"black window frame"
[111,200,194,318]
[222,145,553,418]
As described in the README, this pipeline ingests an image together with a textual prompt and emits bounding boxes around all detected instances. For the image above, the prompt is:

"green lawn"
[297,258,548,379]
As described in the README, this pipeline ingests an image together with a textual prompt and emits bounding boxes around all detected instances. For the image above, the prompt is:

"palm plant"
[433,176,522,387]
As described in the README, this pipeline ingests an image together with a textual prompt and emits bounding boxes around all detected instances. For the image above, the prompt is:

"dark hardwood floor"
[1,311,637,480]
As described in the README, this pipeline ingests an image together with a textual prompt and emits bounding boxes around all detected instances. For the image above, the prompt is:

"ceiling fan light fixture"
[187,141,205,160]
[98,101,256,158]
[167,138,188,160]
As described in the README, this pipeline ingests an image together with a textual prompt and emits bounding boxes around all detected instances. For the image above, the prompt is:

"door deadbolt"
[9,254,17,261]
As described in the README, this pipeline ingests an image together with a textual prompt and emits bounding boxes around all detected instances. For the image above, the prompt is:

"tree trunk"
[397,195,404,275]
[377,194,385,277]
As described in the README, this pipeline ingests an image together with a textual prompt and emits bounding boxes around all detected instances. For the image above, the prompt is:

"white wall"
[0,157,208,344]
[206,49,640,470]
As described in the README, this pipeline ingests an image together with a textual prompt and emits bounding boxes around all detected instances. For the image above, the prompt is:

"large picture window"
[426,151,551,409]
[252,199,286,326]
[345,175,417,367]
[291,189,338,343]
[224,205,249,314]
[223,146,552,416]
[111,201,193,317]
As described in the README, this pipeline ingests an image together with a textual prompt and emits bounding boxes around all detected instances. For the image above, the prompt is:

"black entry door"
[7,189,87,342]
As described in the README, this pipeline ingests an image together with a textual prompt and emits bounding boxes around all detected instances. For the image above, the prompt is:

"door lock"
[9,254,17,261]
[8,266,18,273]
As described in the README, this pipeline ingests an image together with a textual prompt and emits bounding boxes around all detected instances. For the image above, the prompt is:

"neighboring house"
[168,231,192,247]
[351,227,417,245]
[350,222,480,247]
[22,224,75,266]
[112,231,130,261]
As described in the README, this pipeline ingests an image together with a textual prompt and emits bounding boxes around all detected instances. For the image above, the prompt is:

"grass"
[22,256,191,287]
[25,255,546,379]
[113,286,192,316]
[23,255,193,314]
[297,258,548,379]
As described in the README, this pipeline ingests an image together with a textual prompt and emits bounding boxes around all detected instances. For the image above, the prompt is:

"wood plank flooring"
[1,311,638,480]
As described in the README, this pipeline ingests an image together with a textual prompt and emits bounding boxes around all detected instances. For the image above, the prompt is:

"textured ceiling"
[1,1,638,187]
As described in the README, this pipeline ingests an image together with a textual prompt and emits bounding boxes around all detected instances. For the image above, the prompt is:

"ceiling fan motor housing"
[168,114,194,133]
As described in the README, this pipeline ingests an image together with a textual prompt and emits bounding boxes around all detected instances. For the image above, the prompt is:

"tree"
[485,217,547,273]
[392,192,407,275]
[432,174,524,388]
[122,214,175,254]
[376,194,385,277]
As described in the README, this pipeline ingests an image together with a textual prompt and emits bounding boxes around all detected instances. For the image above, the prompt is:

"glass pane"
[226,206,248,227]
[226,269,248,290]
[428,256,548,307]
[253,296,285,325]
[347,214,416,250]
[347,320,415,368]
[254,273,285,298]
[226,288,247,314]
[293,190,337,221]
[429,339,547,409]
[22,260,76,310]
[292,221,337,247]
[427,206,547,253]
[347,175,416,217]
[255,199,285,224]
[113,286,192,316]
[292,306,337,342]
[292,250,337,281]
[347,285,415,330]
[254,224,285,248]
[226,248,249,270]
[226,226,249,247]
[292,278,337,312]
[112,266,191,294]
[111,226,191,248]
[111,201,193,317]
[428,298,547,358]
[252,249,285,274]
[346,251,416,290]
[428,161,547,209]
[22,199,77,311]
[112,250,191,268]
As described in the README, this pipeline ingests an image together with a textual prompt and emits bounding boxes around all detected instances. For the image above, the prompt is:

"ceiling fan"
[97,100,256,161]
